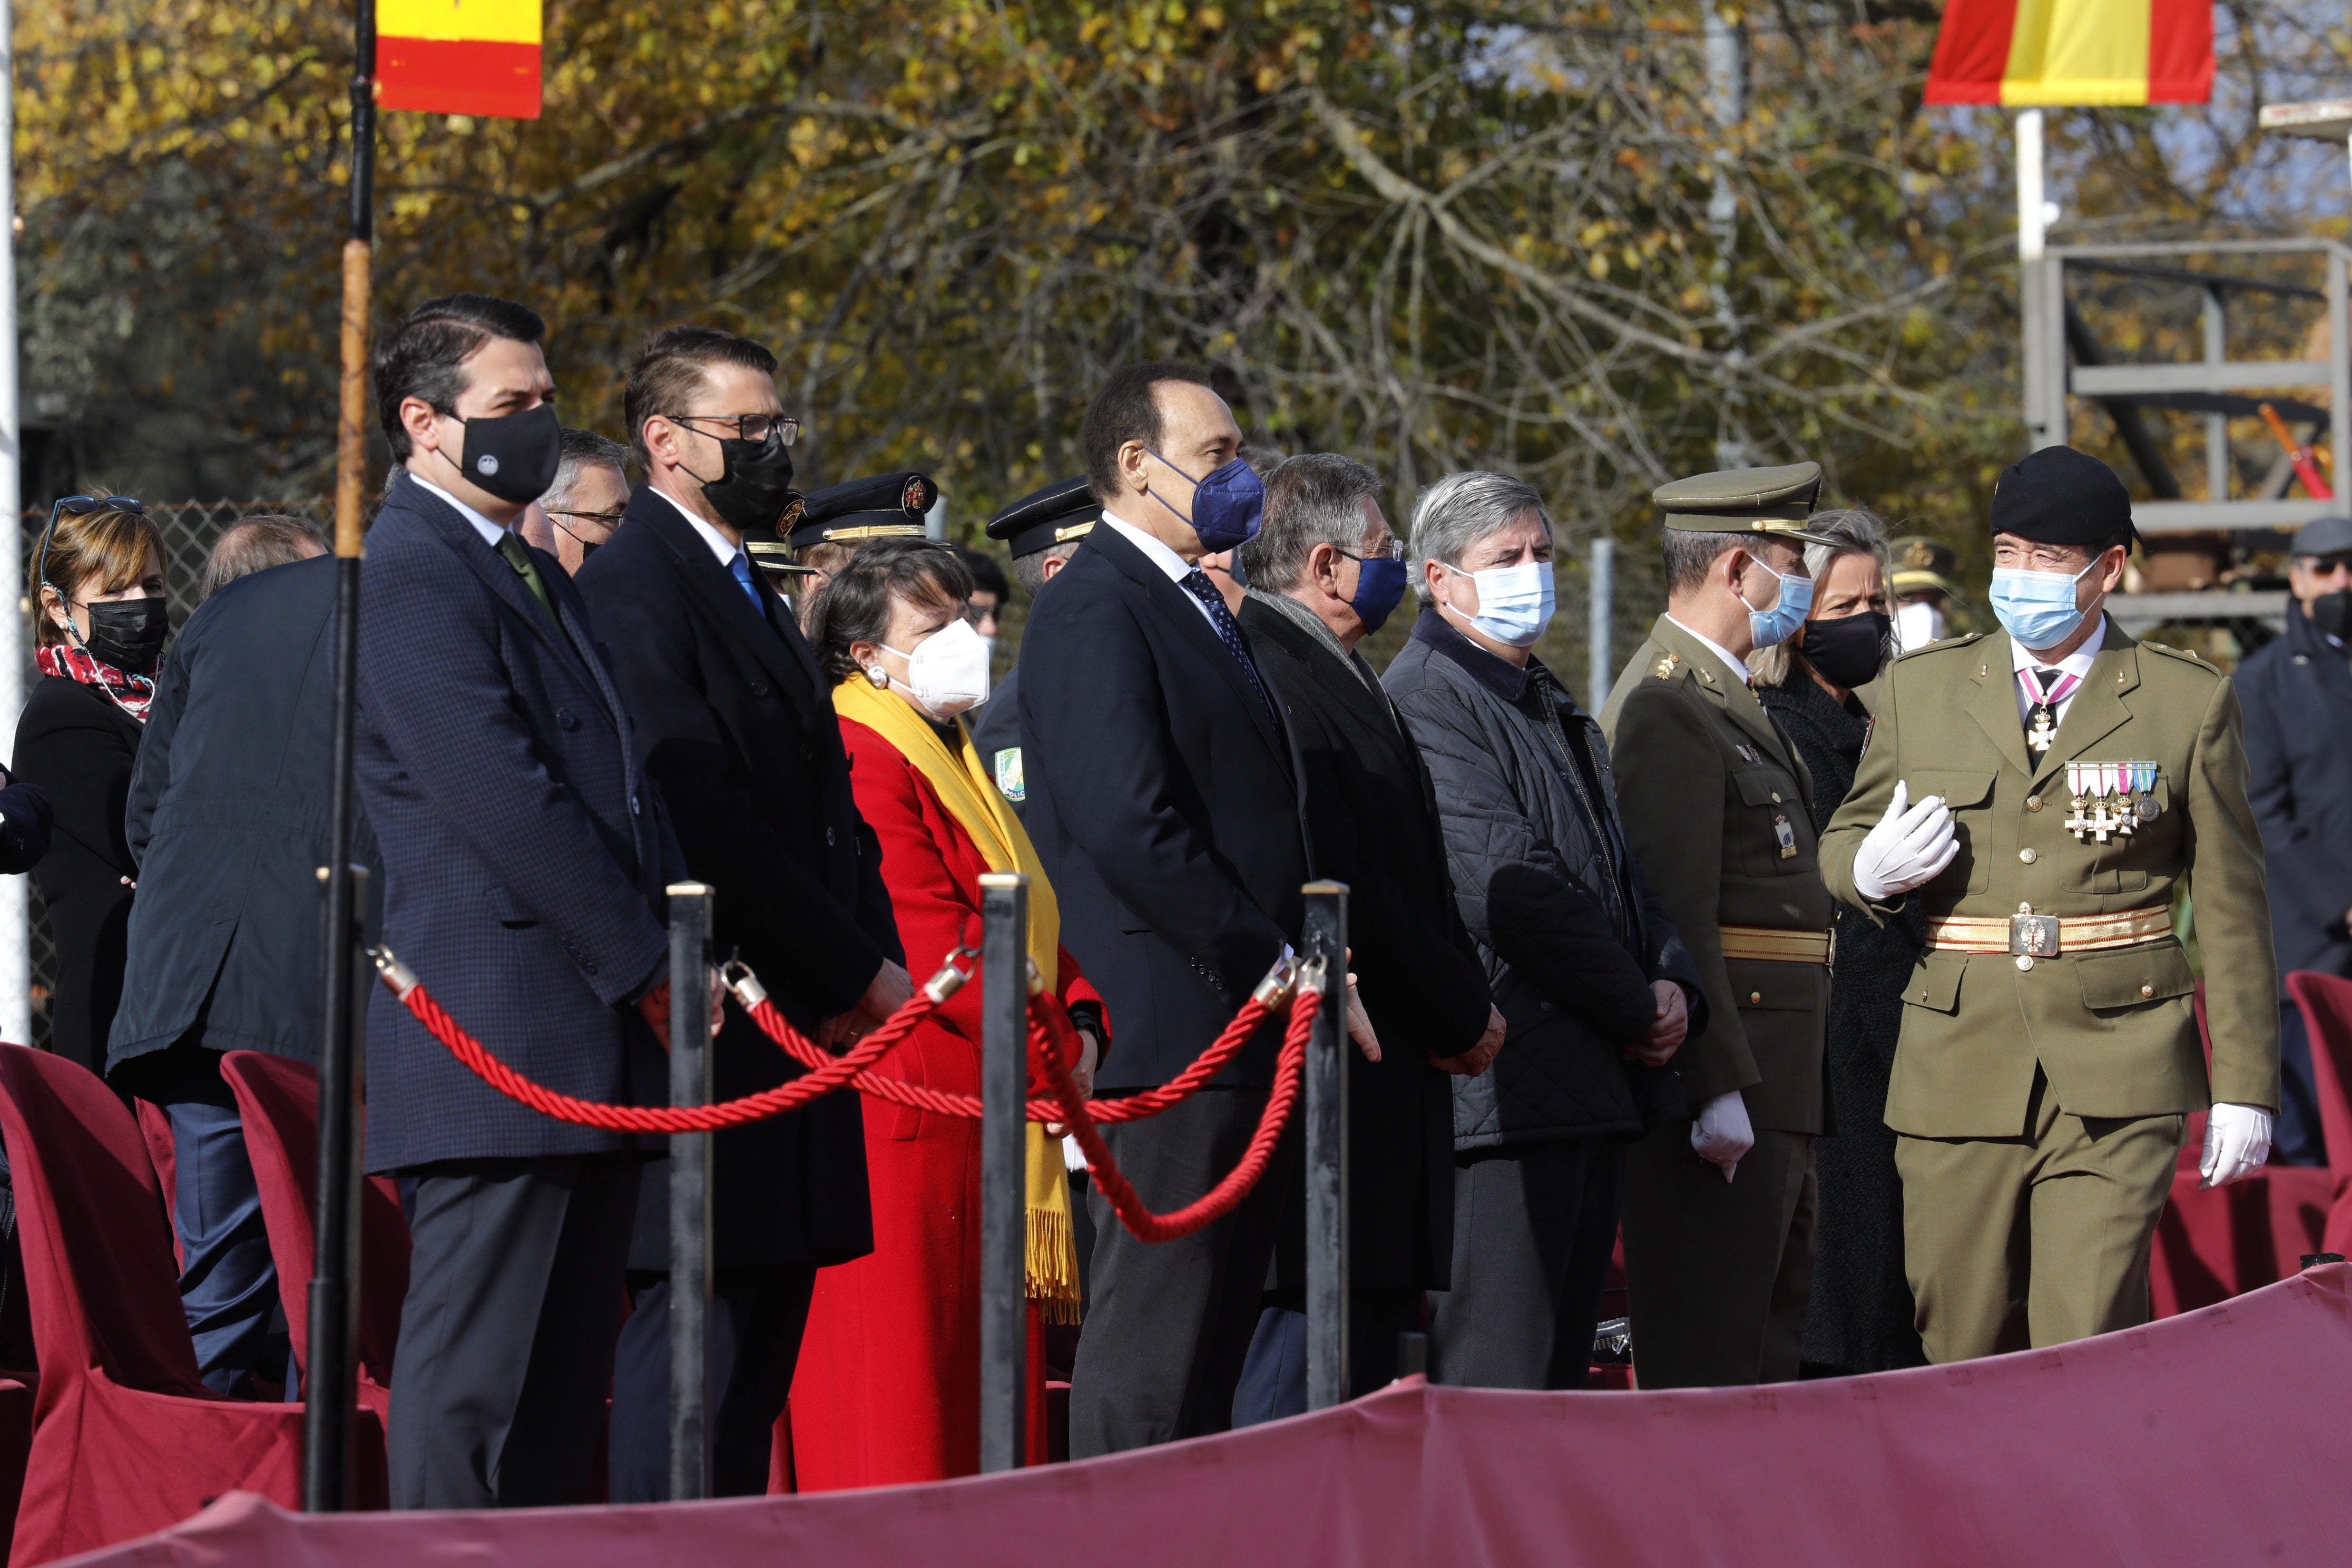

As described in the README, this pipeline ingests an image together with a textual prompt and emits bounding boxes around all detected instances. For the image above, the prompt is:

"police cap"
[986,476,1099,560]
[1990,446,2137,552]
[791,472,937,552]
[1653,462,1841,548]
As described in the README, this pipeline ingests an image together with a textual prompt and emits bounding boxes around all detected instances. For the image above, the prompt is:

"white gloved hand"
[1690,1090,1755,1183]
[1851,780,1960,901]
[2199,1102,2273,1189]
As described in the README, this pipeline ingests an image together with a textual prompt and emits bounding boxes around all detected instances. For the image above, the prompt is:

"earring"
[865,667,888,688]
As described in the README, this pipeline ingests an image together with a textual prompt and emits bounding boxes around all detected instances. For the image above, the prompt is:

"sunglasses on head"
[36,495,146,595]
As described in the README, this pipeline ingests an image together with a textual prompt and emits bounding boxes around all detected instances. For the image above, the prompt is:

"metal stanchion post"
[667,883,713,1502]
[304,863,367,1510]
[1303,880,1349,1410]
[977,872,1028,1473]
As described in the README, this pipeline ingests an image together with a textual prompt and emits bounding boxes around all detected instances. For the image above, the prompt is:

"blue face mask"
[1739,562,1814,650]
[1145,450,1266,553]
[1446,561,1555,648]
[1989,558,2099,650]
[1347,553,1409,635]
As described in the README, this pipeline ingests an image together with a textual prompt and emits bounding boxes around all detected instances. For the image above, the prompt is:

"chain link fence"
[18,500,331,1054]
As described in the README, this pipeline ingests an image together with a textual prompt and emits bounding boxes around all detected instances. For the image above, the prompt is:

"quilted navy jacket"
[352,471,683,1171]
[1385,606,1700,1148]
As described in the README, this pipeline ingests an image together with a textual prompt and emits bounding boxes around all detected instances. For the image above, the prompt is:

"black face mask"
[1799,610,1891,691]
[82,597,169,675]
[697,429,797,531]
[2311,590,2352,643]
[453,404,562,504]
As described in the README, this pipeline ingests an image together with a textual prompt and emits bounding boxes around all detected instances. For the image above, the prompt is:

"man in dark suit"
[107,540,381,1395]
[576,325,908,1500]
[1229,454,1505,1416]
[1019,362,1317,1456]
[356,293,686,1510]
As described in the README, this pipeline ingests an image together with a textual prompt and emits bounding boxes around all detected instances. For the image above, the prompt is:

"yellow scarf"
[833,674,1080,1321]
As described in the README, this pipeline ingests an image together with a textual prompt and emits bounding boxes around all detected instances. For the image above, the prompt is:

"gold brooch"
[1653,653,1679,678]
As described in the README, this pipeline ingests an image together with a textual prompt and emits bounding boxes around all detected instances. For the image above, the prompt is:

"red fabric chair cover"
[131,1099,184,1270]
[0,1044,378,1564]
[2151,976,2340,1315]
[217,1051,410,1428]
[2284,971,2352,1255]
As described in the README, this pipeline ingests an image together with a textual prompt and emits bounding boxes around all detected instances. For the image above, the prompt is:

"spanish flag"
[1925,0,2213,106]
[378,0,542,120]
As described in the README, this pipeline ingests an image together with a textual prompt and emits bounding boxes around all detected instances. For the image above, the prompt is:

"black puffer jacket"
[1385,606,1702,1148]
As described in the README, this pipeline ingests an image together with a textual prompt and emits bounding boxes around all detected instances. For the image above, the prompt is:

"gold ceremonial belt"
[1924,905,2171,959]
[1719,924,1834,966]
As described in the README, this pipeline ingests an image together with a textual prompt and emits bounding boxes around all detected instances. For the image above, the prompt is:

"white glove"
[1851,780,1960,901]
[1690,1090,1755,1183]
[2199,1102,2272,1189]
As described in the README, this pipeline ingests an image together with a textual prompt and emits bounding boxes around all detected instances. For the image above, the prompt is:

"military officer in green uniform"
[1819,445,2279,1363]
[1600,461,1842,1388]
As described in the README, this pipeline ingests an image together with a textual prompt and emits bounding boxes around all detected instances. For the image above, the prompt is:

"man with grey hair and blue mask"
[1598,461,1842,1389]
[1386,469,1701,1390]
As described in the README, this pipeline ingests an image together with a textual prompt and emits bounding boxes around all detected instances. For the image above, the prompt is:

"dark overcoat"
[576,486,898,1270]
[352,471,682,1173]
[2238,600,2352,984]
[107,555,383,1097]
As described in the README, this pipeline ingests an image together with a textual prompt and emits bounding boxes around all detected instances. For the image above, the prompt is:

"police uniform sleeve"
[1607,679,1759,1106]
[2184,672,2282,1112]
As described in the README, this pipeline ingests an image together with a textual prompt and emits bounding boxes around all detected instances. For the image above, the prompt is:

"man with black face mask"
[575,324,908,1500]
[357,293,689,1510]
[2232,514,2352,1166]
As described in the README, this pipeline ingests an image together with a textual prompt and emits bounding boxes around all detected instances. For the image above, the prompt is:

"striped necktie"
[1179,569,1279,729]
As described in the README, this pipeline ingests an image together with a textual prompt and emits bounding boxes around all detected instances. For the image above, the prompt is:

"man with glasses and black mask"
[2230,514,2352,1167]
[575,324,908,1500]
[518,427,631,575]
[356,292,688,1510]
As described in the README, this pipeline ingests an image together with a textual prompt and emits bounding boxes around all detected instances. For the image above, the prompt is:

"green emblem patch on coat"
[993,747,1025,802]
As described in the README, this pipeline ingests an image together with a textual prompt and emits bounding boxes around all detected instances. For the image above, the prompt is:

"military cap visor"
[987,475,1100,560]
[791,471,938,551]
[1890,567,1958,597]
[1653,461,1844,548]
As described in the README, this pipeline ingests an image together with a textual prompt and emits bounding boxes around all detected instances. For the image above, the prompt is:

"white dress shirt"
[1665,614,1752,685]
[1102,511,1221,635]
[647,484,748,573]
[409,472,511,550]
[2011,614,2107,727]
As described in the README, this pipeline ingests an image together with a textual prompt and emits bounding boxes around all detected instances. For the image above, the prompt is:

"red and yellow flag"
[1925,0,2213,106]
[378,0,542,120]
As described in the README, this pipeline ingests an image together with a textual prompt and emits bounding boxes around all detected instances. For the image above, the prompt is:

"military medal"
[1773,812,1798,860]
[2131,760,2160,822]
[2064,761,2093,841]
[2026,706,2057,754]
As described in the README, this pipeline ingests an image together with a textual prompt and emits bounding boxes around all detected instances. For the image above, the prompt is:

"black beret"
[1991,446,2135,551]
[986,476,1099,560]
[791,472,937,552]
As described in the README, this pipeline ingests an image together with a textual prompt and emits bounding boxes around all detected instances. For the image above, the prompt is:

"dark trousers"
[2276,999,2326,1166]
[389,1153,640,1509]
[1067,1087,1298,1457]
[164,1100,293,1396]
[1230,1290,1426,1425]
[607,1265,816,1500]
[1428,1136,1622,1390]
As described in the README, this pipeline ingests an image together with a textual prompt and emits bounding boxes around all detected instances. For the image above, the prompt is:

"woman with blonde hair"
[17,495,168,1073]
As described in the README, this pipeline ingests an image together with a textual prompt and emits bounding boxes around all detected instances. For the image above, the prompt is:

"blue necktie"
[1179,569,1278,729]
[729,553,765,615]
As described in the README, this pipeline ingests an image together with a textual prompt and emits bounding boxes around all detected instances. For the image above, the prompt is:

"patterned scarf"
[36,642,153,723]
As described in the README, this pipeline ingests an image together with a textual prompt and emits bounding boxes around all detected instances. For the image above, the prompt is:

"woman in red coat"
[788,540,1106,1489]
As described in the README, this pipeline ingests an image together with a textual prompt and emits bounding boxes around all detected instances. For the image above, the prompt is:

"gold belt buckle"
[2010,914,2060,958]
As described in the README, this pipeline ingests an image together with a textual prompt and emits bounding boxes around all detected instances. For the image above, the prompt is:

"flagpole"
[304,0,374,1514]
[0,0,26,1051]
[2017,108,2059,453]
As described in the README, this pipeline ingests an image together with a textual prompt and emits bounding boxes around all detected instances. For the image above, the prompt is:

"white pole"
[0,0,28,1048]
[2017,108,2047,263]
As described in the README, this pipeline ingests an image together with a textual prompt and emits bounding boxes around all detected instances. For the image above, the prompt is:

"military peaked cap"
[986,476,1099,560]
[1653,462,1841,547]
[791,472,937,551]
[1990,446,2137,552]
[1889,535,1958,599]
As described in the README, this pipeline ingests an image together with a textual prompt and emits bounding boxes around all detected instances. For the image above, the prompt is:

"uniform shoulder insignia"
[1889,630,1984,664]
[2140,640,2217,672]
[1651,652,1680,679]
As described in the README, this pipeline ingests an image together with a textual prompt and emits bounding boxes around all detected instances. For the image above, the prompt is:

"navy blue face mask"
[1144,449,1266,553]
[1345,552,1409,634]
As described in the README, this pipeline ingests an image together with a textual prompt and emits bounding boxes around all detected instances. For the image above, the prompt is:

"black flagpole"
[305,0,374,1514]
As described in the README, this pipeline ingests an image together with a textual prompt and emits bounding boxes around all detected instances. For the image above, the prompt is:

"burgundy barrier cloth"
[54,1266,2352,1568]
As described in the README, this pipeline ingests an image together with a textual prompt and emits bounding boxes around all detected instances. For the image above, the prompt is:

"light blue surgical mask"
[1989,558,2099,651]
[1739,565,1814,650]
[1446,561,1555,648]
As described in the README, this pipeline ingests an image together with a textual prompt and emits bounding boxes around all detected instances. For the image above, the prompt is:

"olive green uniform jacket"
[1817,621,2280,1141]
[1600,615,1832,1135]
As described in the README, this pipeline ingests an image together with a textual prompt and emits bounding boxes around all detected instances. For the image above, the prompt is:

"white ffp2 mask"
[880,617,992,718]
